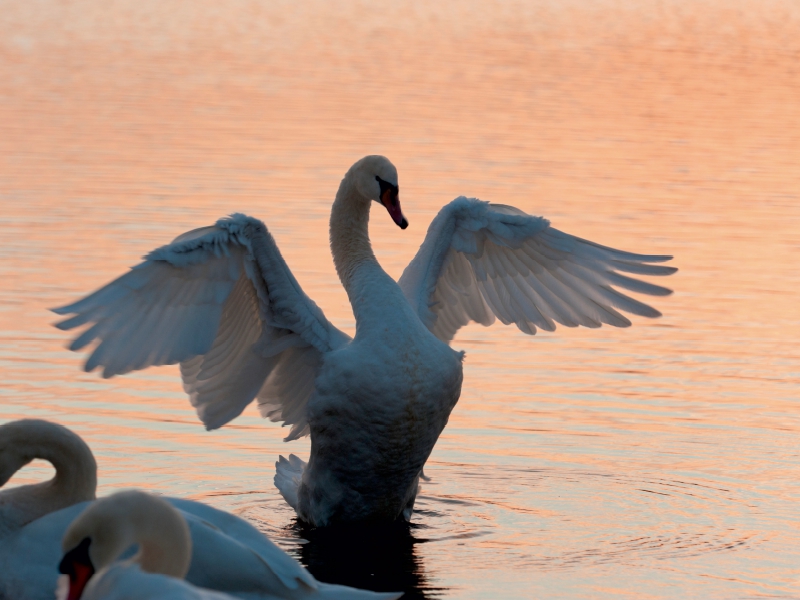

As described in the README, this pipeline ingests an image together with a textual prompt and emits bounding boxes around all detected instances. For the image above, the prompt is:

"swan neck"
[330,176,376,293]
[64,491,191,578]
[0,420,97,506]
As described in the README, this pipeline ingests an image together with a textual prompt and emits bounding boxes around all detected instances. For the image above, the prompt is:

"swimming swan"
[57,490,402,600]
[0,421,399,599]
[54,155,675,526]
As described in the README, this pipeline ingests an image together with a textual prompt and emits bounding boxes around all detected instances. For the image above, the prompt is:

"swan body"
[58,491,402,600]
[3,494,401,600]
[0,419,96,540]
[0,421,398,599]
[58,491,193,600]
[60,491,401,600]
[61,564,237,600]
[54,156,676,526]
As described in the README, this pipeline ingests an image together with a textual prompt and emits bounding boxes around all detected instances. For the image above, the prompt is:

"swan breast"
[311,330,463,465]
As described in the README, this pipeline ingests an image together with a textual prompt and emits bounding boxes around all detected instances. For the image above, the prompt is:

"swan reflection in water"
[291,519,443,600]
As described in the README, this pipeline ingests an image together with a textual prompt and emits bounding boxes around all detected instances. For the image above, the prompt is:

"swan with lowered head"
[54,155,676,526]
[0,420,400,600]
[0,419,96,540]
[57,490,200,600]
[57,490,403,600]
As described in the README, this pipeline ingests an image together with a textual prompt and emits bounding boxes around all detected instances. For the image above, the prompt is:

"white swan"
[54,155,675,526]
[3,498,401,600]
[56,490,204,600]
[56,490,402,600]
[0,419,96,540]
[0,421,400,600]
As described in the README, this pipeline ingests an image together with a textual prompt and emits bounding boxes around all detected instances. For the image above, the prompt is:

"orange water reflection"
[1,1,799,598]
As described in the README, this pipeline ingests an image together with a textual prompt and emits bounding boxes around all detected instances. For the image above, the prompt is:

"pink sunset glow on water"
[1,1,799,597]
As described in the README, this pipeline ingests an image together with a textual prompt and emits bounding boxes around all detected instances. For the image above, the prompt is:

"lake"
[1,1,799,597]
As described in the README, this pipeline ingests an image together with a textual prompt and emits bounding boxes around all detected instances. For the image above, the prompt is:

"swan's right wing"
[53,214,350,437]
[399,197,676,343]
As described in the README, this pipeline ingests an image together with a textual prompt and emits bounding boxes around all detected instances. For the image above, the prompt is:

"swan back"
[62,490,192,579]
[0,419,97,539]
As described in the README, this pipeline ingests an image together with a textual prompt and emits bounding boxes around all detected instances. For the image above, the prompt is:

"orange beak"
[381,187,408,229]
[58,538,95,600]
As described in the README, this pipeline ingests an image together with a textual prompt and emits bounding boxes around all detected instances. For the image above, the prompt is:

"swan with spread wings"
[54,155,676,526]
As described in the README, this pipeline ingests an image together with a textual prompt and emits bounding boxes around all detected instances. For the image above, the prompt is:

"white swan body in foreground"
[57,491,204,600]
[54,156,676,526]
[57,490,402,600]
[3,495,401,600]
[0,419,97,540]
[0,421,399,600]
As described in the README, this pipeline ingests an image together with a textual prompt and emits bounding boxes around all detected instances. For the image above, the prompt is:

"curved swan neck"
[0,419,97,515]
[330,175,377,293]
[63,491,192,578]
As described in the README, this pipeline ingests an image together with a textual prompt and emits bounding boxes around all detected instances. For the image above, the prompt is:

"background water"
[1,1,799,597]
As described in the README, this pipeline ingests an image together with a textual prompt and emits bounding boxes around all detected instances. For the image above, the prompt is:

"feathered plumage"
[54,156,675,525]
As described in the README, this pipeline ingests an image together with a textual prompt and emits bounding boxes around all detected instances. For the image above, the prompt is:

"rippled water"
[2,1,800,598]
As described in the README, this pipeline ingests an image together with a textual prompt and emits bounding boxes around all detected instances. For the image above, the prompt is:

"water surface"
[1,1,799,597]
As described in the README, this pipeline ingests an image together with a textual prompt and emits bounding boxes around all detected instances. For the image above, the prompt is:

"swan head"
[349,155,407,229]
[58,490,191,600]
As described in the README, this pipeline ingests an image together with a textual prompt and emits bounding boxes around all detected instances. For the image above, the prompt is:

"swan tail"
[274,454,306,511]
[315,582,403,600]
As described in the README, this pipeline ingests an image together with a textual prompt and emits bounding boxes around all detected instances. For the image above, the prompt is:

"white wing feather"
[399,197,676,343]
[54,214,349,435]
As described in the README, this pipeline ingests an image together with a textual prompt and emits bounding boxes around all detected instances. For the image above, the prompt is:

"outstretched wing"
[399,197,676,343]
[53,214,349,438]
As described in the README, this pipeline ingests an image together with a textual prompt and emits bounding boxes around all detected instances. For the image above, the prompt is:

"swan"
[0,422,401,600]
[54,155,676,526]
[56,490,403,600]
[56,490,210,600]
[0,419,97,540]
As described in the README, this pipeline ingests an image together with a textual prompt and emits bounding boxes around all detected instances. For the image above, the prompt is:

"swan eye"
[375,176,399,205]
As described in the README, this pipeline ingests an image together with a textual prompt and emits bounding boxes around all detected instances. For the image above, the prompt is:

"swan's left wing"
[399,197,676,343]
[53,214,349,438]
